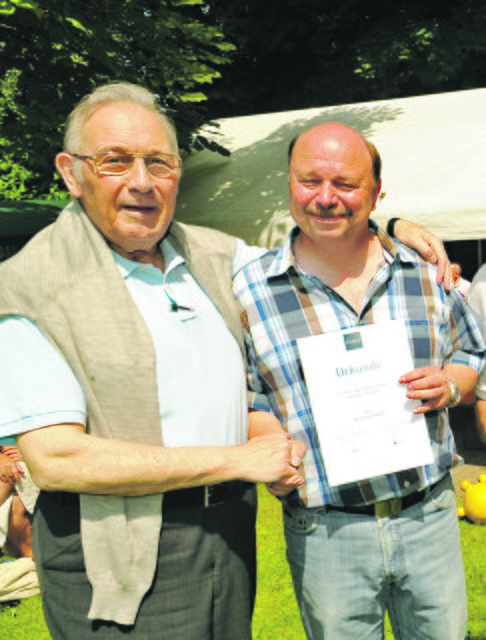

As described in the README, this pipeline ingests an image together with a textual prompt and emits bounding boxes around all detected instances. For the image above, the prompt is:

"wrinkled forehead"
[81,102,176,153]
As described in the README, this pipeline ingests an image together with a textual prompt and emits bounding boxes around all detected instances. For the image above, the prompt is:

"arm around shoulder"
[388,218,451,290]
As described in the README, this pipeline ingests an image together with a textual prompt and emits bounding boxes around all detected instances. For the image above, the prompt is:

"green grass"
[2,486,486,639]
[253,486,305,640]
[0,596,50,639]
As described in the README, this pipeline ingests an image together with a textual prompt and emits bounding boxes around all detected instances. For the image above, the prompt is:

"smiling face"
[288,123,381,250]
[56,101,180,259]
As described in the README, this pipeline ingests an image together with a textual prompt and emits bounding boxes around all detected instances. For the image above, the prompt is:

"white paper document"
[297,320,434,486]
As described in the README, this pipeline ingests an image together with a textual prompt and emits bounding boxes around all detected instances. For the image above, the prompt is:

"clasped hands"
[265,434,306,497]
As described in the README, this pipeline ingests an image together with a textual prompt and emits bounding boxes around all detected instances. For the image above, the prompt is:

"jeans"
[283,474,466,640]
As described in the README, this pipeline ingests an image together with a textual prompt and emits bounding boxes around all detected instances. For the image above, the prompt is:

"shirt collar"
[265,227,301,279]
[112,239,185,281]
[264,219,420,280]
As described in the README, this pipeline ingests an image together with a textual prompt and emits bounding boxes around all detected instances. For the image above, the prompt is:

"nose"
[315,181,336,208]
[126,157,155,193]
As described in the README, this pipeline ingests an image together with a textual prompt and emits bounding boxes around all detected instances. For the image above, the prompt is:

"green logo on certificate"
[344,332,363,351]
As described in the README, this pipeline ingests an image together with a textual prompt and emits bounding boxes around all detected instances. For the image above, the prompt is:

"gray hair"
[64,82,179,156]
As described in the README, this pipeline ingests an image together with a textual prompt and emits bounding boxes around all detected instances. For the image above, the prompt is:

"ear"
[55,152,84,198]
[371,179,382,211]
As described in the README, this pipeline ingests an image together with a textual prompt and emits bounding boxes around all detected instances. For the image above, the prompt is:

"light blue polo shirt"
[0,239,264,447]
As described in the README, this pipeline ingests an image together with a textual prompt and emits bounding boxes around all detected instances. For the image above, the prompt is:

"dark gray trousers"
[33,485,257,639]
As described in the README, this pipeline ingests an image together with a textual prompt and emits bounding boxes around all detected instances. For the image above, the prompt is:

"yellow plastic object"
[457,474,486,524]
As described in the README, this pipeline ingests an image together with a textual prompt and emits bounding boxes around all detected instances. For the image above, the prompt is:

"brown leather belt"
[163,480,253,510]
[327,477,443,518]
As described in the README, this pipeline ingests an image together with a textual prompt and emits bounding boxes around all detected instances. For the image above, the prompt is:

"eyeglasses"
[70,151,182,177]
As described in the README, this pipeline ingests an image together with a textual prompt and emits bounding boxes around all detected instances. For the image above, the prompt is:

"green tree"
[0,0,234,198]
[0,69,32,200]
[204,0,486,118]
[2,0,486,199]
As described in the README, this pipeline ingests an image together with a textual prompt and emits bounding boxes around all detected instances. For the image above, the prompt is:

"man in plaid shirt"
[235,122,485,640]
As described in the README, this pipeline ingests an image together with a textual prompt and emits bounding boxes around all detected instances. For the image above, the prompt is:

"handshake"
[235,410,306,497]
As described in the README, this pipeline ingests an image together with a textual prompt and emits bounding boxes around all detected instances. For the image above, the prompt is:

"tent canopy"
[1,89,484,251]
[176,88,486,246]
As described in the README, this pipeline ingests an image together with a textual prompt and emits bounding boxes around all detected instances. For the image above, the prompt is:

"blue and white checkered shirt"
[233,223,485,508]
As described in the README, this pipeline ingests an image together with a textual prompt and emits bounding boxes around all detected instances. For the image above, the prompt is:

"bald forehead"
[293,123,369,158]
[289,123,380,182]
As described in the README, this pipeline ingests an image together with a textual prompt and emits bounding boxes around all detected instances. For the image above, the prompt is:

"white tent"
[176,88,486,248]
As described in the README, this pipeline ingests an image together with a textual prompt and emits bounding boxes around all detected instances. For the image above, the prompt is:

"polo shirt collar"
[111,239,185,280]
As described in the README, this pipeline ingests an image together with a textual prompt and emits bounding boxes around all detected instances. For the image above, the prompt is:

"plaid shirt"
[234,223,485,508]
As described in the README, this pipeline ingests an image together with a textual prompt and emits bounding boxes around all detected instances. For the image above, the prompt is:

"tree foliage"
[0,69,32,199]
[1,0,486,199]
[204,0,486,118]
[0,0,233,198]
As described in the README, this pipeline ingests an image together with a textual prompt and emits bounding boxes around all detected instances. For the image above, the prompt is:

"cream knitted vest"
[0,199,243,623]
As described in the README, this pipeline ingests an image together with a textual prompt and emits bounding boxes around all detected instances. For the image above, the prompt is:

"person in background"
[451,262,471,301]
[0,444,37,559]
[234,122,484,640]
[465,263,486,442]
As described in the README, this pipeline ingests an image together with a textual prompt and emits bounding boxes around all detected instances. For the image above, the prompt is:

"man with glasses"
[0,82,306,639]
[0,83,449,639]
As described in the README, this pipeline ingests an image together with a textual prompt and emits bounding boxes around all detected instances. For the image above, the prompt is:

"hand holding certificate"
[297,320,434,487]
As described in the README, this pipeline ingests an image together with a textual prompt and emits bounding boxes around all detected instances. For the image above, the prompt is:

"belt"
[163,480,253,510]
[52,481,252,511]
[326,478,443,519]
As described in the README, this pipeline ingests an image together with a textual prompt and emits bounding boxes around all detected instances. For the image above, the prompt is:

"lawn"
[2,485,486,639]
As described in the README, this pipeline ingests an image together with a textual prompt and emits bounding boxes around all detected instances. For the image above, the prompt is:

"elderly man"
[0,82,306,640]
[234,122,485,639]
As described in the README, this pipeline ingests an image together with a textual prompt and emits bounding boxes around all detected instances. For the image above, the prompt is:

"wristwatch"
[446,377,461,408]
[386,217,400,238]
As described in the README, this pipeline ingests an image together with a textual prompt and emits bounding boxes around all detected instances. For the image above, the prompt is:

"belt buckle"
[374,498,402,518]
[204,484,226,508]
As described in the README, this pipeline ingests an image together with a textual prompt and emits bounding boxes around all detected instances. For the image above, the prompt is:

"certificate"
[297,320,434,486]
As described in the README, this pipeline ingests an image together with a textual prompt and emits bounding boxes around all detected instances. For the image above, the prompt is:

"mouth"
[310,212,351,221]
[122,205,159,214]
